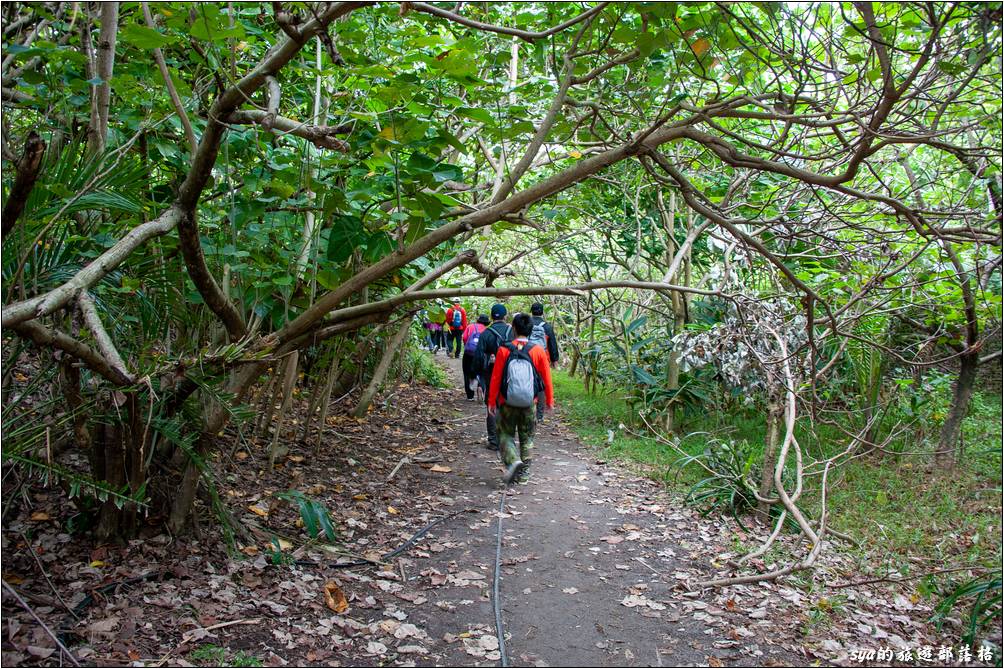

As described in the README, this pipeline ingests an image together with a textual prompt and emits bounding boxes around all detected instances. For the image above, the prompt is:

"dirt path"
[364,356,796,667]
[9,355,956,667]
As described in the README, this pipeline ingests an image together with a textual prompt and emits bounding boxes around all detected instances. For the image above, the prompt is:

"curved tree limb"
[77,292,135,384]
[275,120,694,345]
[2,207,183,327]
[408,2,609,43]
[324,280,723,325]
[11,320,133,386]
[227,110,351,151]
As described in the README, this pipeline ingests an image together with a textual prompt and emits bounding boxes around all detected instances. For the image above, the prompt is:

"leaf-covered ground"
[1,357,995,667]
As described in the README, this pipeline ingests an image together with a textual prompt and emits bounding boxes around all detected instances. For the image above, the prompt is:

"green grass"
[189,645,263,667]
[552,370,682,470]
[554,368,1003,574]
[820,392,1002,569]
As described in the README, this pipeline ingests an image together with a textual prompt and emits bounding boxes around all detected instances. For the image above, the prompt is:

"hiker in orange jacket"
[487,313,554,484]
[444,302,467,359]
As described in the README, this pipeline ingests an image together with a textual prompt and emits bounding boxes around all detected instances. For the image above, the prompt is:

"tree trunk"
[268,350,300,464]
[353,320,412,417]
[168,362,266,534]
[87,2,118,157]
[311,355,341,452]
[757,395,782,521]
[59,359,91,450]
[93,392,146,541]
[936,352,979,467]
[1,131,46,239]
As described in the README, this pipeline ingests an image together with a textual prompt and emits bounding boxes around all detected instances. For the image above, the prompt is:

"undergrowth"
[400,346,449,388]
[553,369,1003,640]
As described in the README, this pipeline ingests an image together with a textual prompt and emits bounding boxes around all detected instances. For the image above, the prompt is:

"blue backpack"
[451,310,463,328]
[464,326,483,353]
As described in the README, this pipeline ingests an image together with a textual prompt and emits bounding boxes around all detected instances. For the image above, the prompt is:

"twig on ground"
[2,579,82,667]
[19,532,77,618]
[831,566,990,589]
[154,618,262,667]
[386,456,410,482]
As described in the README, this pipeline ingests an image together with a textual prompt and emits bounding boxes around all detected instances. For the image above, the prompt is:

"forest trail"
[386,356,796,667]
[8,355,946,668]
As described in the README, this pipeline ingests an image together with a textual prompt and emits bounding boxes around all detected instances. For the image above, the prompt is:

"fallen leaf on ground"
[430,464,452,473]
[621,594,666,611]
[562,587,579,594]
[87,617,120,635]
[365,641,387,655]
[29,511,50,521]
[247,504,268,517]
[393,623,423,639]
[324,581,349,613]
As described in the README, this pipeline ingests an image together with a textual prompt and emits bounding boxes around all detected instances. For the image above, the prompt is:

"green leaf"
[316,505,337,542]
[631,365,660,386]
[326,214,365,264]
[437,130,468,155]
[363,231,394,263]
[120,23,177,49]
[456,107,494,125]
[626,316,648,334]
[431,163,463,183]
[190,10,245,42]
[404,218,427,246]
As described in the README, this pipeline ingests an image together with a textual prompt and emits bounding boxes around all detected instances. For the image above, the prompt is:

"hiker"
[474,303,514,451]
[462,314,490,400]
[527,302,560,421]
[421,313,436,352]
[487,313,554,484]
[427,318,443,354]
[445,301,467,359]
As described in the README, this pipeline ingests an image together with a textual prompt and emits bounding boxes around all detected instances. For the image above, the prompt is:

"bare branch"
[10,320,133,386]
[3,207,183,327]
[408,2,609,43]
[228,110,351,151]
[142,1,197,159]
[77,292,135,384]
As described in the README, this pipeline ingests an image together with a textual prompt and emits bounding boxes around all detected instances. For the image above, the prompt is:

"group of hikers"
[421,303,469,358]
[424,302,559,485]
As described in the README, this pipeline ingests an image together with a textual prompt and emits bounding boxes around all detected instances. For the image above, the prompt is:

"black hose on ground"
[493,486,510,668]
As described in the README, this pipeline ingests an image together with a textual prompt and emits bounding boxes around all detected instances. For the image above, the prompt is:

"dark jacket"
[474,321,514,379]
[531,315,560,364]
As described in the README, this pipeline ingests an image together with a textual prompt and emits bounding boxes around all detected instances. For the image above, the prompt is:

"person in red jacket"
[487,313,554,484]
[444,302,468,359]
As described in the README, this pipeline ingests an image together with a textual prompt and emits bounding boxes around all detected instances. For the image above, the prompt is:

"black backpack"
[474,323,511,375]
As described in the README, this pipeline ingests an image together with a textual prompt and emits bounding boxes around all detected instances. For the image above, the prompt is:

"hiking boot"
[484,441,498,451]
[503,460,525,485]
[516,462,531,484]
